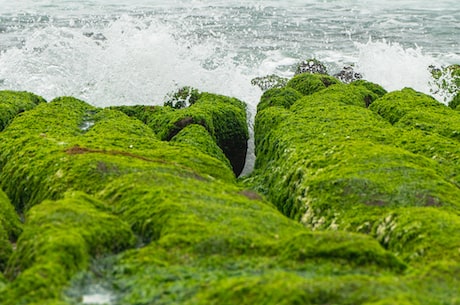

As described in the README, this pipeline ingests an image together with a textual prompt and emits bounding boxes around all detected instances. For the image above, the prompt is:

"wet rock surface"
[0,77,459,304]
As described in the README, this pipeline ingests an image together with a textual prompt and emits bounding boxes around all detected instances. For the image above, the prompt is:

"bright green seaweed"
[0,190,21,272]
[370,88,460,142]
[1,192,135,304]
[114,91,249,176]
[0,91,46,131]
[249,74,460,267]
[0,82,459,304]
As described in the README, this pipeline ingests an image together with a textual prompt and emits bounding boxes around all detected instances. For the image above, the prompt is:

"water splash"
[0,14,262,174]
[82,287,114,305]
[0,15,260,107]
[354,39,453,103]
[1,5,458,174]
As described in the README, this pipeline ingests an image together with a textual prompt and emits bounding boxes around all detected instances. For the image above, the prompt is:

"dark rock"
[164,86,201,109]
[251,74,289,91]
[294,58,328,75]
[334,65,363,83]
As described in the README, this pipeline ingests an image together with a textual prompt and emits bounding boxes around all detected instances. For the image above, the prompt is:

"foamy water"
[0,0,459,174]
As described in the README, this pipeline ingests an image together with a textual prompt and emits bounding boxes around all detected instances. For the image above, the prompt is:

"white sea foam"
[0,15,258,107]
[82,293,112,305]
[80,285,114,305]
[0,14,261,173]
[355,39,454,103]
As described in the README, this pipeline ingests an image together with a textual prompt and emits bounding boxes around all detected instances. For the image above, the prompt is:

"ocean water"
[1,0,459,173]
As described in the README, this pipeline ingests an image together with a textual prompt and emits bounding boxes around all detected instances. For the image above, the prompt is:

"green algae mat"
[0,79,459,304]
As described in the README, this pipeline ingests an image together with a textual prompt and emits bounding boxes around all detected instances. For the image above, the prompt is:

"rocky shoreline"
[0,66,459,304]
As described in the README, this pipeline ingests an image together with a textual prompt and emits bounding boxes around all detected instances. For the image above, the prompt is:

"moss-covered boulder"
[369,88,446,124]
[0,90,46,131]
[449,91,460,110]
[376,131,460,196]
[115,92,249,176]
[370,88,460,144]
[170,124,231,170]
[249,78,460,268]
[368,89,460,187]
[257,87,303,112]
[286,73,340,96]
[0,92,416,305]
[88,173,407,305]
[0,271,5,287]
[0,228,11,273]
[0,86,458,304]
[1,192,134,304]
[0,190,21,271]
[350,79,387,99]
[0,97,235,212]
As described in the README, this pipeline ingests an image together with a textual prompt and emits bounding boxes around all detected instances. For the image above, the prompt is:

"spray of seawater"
[0,14,262,173]
[0,14,457,175]
[0,15,260,106]
[355,39,458,103]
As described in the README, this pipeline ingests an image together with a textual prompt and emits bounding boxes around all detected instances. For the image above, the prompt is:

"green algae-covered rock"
[0,97,234,211]
[257,87,303,112]
[116,92,249,176]
[369,88,444,124]
[102,242,404,305]
[407,260,460,304]
[170,124,231,170]
[0,227,11,273]
[0,91,46,131]
[88,181,406,304]
[0,191,21,240]
[350,79,388,99]
[449,91,460,110]
[185,273,406,305]
[0,190,21,271]
[371,88,460,142]
[368,208,460,263]
[1,86,458,304]
[0,93,413,305]
[0,272,5,288]
[247,76,460,303]
[250,79,460,267]
[286,73,340,96]
[1,192,134,304]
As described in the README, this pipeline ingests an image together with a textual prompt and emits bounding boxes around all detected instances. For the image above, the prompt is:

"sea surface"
[1,0,459,174]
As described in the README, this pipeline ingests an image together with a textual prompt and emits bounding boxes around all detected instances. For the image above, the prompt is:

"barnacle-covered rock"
[294,58,328,75]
